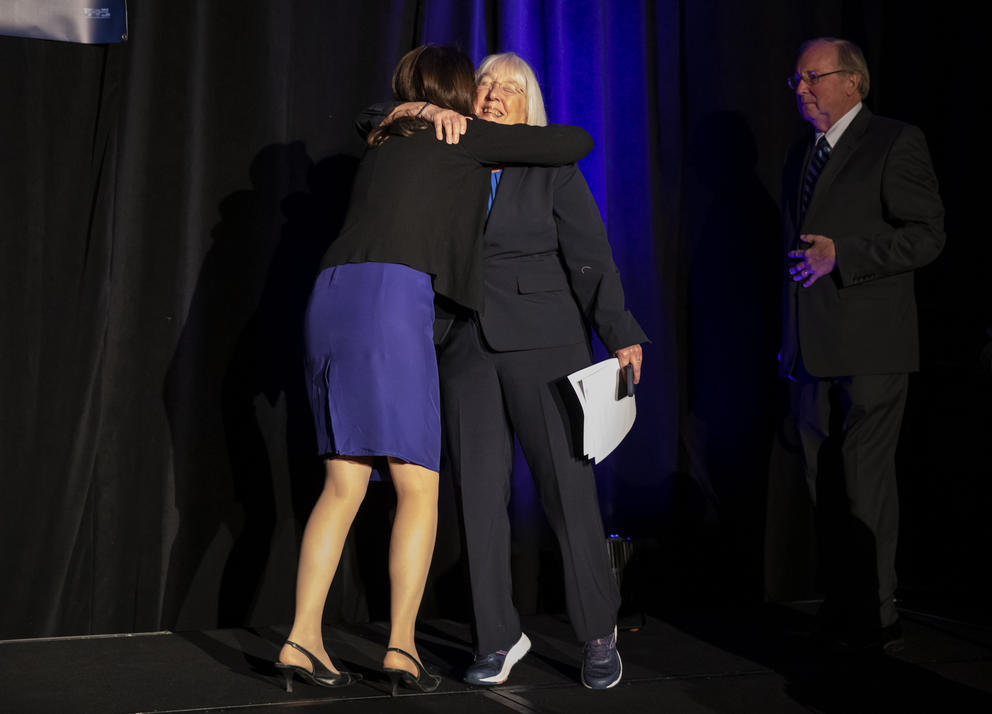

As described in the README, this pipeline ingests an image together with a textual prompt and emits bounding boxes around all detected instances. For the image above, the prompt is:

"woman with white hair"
[378,52,646,690]
[448,52,645,691]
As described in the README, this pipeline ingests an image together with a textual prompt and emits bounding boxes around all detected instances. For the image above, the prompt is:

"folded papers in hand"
[567,358,636,463]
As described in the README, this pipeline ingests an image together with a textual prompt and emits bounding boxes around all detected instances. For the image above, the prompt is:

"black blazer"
[454,163,646,353]
[779,107,945,377]
[322,119,592,311]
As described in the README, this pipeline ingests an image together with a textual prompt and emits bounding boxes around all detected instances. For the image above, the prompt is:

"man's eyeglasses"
[786,69,850,90]
[477,78,525,96]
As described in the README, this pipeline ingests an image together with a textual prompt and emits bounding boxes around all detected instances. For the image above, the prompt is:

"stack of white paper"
[567,357,636,463]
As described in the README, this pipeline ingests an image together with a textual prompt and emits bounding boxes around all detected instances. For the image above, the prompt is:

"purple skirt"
[303,262,440,471]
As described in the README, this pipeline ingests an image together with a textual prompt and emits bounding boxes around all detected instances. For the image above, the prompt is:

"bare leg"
[382,458,439,675]
[279,456,372,672]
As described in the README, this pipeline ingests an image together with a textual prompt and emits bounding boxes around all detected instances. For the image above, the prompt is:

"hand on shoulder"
[383,102,470,144]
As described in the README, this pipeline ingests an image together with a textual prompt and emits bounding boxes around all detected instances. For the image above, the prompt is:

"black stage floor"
[2,602,991,713]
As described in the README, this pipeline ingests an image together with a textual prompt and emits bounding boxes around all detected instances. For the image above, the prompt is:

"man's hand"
[788,234,836,287]
[614,344,643,383]
[382,102,469,144]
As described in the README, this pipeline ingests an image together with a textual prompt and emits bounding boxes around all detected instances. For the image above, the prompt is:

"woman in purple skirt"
[274,45,592,695]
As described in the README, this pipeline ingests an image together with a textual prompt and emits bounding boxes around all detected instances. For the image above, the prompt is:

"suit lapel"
[793,140,815,230]
[485,166,521,229]
[804,107,873,222]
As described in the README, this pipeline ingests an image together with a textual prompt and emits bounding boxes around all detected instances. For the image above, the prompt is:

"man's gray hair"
[800,37,871,98]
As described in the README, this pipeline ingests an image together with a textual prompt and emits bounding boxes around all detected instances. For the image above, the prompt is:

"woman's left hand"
[383,103,468,144]
[614,344,643,384]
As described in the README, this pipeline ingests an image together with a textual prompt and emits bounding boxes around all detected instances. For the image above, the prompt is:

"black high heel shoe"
[274,640,361,693]
[382,646,441,695]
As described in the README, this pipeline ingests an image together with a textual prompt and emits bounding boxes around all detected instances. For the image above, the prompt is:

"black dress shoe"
[879,620,905,652]
[274,640,361,692]
[824,619,904,654]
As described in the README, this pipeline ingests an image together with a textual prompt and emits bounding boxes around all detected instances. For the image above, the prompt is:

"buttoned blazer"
[779,107,945,377]
[440,163,647,354]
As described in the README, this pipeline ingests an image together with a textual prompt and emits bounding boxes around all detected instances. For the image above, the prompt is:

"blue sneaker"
[581,626,622,689]
[464,633,531,685]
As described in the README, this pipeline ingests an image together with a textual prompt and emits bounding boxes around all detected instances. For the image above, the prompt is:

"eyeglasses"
[786,69,850,90]
[477,77,525,96]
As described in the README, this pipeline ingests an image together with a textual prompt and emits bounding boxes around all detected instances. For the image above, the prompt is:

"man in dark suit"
[780,37,944,649]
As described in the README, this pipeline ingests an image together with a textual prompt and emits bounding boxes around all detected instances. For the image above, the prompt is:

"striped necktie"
[800,136,831,221]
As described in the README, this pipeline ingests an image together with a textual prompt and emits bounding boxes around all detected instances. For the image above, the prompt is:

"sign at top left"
[0,1,128,44]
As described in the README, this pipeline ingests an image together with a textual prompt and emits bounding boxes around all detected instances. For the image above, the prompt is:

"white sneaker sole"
[475,632,532,684]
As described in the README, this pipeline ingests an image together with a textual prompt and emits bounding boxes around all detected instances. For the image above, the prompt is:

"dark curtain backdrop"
[1,1,988,639]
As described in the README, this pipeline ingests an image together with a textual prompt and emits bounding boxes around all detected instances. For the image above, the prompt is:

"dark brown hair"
[368,44,476,146]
